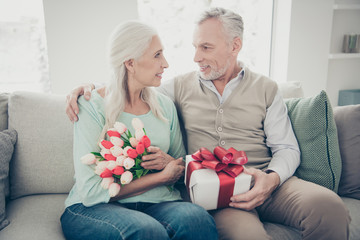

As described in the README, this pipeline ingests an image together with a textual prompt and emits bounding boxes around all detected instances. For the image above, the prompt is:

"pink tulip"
[129,137,138,148]
[110,136,124,147]
[132,118,144,130]
[108,183,121,197]
[120,171,133,184]
[81,153,96,165]
[110,145,123,157]
[123,157,135,170]
[135,129,145,141]
[114,122,127,134]
[100,177,114,189]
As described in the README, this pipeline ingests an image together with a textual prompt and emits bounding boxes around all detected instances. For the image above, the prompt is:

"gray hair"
[101,21,166,139]
[197,7,244,43]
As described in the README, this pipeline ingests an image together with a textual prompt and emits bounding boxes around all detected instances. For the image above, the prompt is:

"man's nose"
[193,49,202,63]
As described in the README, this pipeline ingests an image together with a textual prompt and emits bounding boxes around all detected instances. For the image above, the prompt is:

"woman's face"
[132,35,169,88]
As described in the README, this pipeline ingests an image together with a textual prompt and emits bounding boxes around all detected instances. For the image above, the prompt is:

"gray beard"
[198,61,230,81]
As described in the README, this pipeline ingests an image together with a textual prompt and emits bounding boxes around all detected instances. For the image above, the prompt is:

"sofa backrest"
[8,91,75,199]
[0,93,9,132]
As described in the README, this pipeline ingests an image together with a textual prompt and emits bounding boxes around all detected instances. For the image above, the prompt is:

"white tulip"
[110,136,124,147]
[110,145,123,157]
[108,183,121,197]
[81,153,96,165]
[106,161,117,171]
[132,118,144,130]
[100,148,111,158]
[101,177,114,189]
[120,171,133,184]
[135,129,145,141]
[114,122,127,134]
[123,157,135,170]
[94,161,109,175]
[116,155,126,166]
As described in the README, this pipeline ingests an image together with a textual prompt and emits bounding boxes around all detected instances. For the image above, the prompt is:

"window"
[137,0,273,81]
[0,0,50,93]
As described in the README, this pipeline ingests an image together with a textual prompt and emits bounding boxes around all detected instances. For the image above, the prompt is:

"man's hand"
[229,167,280,211]
[66,84,95,122]
[141,146,180,170]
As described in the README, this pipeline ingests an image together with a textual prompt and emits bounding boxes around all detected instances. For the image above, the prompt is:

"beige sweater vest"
[173,67,278,169]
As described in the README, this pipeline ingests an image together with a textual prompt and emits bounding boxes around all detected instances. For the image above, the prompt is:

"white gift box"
[185,155,252,210]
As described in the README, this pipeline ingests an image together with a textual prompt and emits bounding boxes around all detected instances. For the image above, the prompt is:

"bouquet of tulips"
[81,118,151,197]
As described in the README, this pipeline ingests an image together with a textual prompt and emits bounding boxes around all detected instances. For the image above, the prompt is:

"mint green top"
[65,90,185,207]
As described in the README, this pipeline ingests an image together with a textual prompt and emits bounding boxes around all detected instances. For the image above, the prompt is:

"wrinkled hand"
[229,167,280,210]
[161,158,185,185]
[141,146,175,170]
[66,83,95,122]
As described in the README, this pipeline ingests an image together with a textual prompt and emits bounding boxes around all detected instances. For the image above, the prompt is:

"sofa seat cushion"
[0,194,67,240]
[342,197,360,240]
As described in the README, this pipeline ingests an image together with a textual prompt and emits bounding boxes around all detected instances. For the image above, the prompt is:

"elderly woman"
[60,21,217,240]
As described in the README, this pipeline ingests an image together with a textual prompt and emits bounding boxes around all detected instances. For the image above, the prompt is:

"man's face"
[192,18,233,81]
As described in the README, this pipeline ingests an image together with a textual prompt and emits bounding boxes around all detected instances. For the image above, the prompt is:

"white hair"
[101,21,166,139]
[197,7,244,43]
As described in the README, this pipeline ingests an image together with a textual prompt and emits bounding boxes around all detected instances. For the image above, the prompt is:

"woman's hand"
[141,146,175,170]
[160,158,185,185]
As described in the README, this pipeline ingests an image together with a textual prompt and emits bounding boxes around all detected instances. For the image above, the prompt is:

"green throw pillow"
[285,90,341,192]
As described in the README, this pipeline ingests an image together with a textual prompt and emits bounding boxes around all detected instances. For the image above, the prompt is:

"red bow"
[191,146,248,178]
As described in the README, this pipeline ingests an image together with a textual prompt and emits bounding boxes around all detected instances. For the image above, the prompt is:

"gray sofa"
[0,90,359,240]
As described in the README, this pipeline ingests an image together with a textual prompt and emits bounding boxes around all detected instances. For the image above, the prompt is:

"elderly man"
[66,7,349,240]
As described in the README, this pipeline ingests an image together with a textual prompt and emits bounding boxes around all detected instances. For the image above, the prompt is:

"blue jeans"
[61,201,218,240]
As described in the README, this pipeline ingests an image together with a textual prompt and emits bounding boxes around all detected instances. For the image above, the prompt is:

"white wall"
[43,0,138,94]
[272,0,360,106]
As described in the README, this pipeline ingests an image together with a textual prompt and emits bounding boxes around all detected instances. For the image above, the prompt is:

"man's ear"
[232,37,242,55]
[124,59,135,73]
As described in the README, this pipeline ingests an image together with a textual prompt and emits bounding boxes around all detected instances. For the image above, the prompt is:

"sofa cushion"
[285,91,342,192]
[334,105,360,200]
[0,194,66,239]
[0,129,17,231]
[8,91,74,199]
[0,93,9,132]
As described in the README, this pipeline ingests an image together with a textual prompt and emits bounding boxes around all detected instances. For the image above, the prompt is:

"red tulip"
[100,168,113,178]
[112,166,124,175]
[127,148,138,159]
[136,142,145,155]
[140,135,151,148]
[101,140,114,149]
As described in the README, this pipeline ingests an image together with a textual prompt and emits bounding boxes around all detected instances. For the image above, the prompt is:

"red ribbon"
[186,146,248,209]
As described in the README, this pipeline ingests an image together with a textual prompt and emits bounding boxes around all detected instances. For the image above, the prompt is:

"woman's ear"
[124,59,135,73]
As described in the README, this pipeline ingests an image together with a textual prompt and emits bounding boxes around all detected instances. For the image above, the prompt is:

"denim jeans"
[61,201,218,240]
